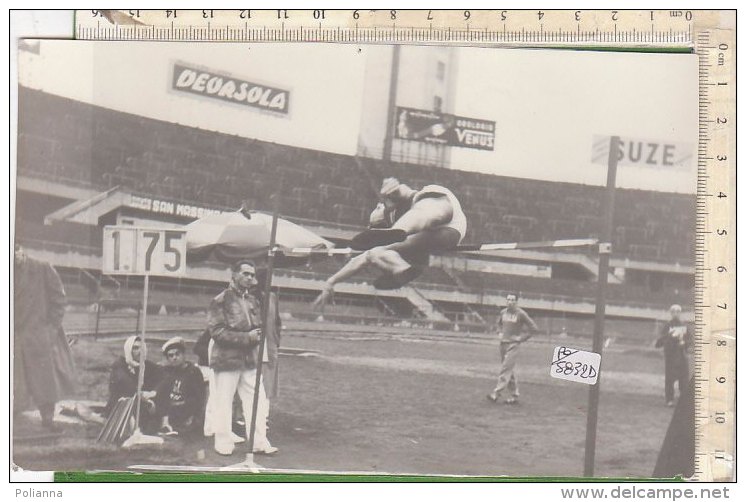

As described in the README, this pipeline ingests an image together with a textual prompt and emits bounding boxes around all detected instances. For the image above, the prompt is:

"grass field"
[13,321,677,478]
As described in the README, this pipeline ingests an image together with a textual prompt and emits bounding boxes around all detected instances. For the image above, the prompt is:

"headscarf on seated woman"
[104,335,162,417]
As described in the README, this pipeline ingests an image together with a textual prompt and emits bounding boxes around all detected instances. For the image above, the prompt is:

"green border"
[56,472,684,483]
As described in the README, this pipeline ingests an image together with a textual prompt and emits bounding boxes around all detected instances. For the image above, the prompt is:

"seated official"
[154,337,206,436]
[104,335,162,432]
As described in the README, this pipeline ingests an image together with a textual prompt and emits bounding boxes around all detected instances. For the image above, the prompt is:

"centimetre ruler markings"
[692,24,735,483]
[72,9,735,481]
[74,9,698,44]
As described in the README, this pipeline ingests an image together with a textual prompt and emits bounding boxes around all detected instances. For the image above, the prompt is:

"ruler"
[692,26,736,483]
[76,9,706,45]
[73,9,736,481]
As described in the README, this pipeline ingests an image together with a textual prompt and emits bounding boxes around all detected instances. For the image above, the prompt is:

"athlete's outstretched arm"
[312,252,370,309]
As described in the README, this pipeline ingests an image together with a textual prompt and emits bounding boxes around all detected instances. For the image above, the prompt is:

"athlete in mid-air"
[313,177,467,308]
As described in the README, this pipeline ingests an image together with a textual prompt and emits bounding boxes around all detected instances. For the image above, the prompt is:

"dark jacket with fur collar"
[207,284,263,372]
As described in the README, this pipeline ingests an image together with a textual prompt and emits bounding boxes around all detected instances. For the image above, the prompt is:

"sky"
[450,47,698,192]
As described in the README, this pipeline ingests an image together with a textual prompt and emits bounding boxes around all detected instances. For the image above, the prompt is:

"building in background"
[357,45,459,168]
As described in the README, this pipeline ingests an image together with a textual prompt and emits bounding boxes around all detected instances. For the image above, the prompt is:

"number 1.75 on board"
[102,226,187,277]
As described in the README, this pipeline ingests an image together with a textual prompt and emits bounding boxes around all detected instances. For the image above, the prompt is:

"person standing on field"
[655,304,691,407]
[14,245,76,432]
[208,260,278,456]
[487,293,539,405]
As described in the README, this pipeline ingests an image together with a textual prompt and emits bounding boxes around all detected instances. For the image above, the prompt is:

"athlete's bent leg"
[367,247,411,275]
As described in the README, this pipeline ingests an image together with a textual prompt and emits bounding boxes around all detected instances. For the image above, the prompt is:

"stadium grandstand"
[15,84,694,345]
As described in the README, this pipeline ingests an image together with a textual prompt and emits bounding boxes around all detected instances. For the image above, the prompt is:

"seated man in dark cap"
[314,177,466,307]
[154,337,206,436]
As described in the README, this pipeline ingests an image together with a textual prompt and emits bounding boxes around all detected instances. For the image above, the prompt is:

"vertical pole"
[94,300,102,340]
[135,300,141,334]
[583,136,620,476]
[134,274,149,431]
[382,44,401,162]
[247,193,280,454]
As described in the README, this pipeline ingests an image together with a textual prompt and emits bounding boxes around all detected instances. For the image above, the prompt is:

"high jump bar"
[281,238,599,256]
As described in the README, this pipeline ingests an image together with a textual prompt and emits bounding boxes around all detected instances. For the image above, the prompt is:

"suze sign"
[102,226,187,277]
[592,135,693,170]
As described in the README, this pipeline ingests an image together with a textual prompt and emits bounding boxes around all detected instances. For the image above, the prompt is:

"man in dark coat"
[207,260,279,456]
[13,245,76,431]
[653,376,695,478]
[656,304,691,406]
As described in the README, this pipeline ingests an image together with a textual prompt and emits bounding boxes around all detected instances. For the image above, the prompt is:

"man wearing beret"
[154,336,206,436]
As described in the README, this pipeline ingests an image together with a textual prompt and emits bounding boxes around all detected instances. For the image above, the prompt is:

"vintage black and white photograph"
[13,40,698,477]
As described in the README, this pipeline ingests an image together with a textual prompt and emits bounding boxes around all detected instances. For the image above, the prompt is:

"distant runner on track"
[313,177,467,308]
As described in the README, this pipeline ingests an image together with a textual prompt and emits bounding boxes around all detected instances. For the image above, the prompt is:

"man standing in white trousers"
[207,259,277,456]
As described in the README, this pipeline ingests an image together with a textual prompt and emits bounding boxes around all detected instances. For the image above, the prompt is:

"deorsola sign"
[395,106,495,151]
[172,62,289,114]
